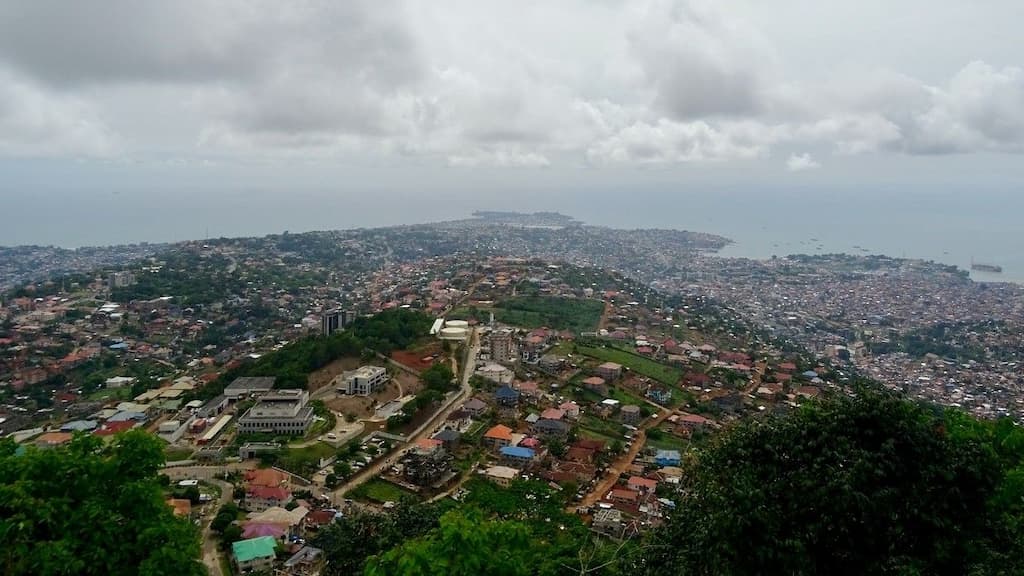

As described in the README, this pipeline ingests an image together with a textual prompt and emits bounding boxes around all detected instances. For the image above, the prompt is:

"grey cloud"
[628,0,767,119]
[0,67,118,157]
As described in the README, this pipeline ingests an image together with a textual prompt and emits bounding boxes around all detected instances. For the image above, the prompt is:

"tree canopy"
[0,430,205,576]
[640,388,1024,576]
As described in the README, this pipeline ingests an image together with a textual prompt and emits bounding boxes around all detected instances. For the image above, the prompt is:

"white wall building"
[337,366,388,396]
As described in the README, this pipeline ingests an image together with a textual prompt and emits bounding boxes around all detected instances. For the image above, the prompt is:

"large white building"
[237,389,314,435]
[337,366,388,396]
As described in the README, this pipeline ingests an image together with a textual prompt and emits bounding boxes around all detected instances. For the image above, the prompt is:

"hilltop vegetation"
[196,308,432,397]
[640,388,1024,575]
[491,296,604,332]
[306,388,1024,576]
[0,430,204,576]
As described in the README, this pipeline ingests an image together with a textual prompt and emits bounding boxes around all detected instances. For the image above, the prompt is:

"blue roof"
[500,446,535,459]
[655,449,681,460]
[495,385,520,398]
[108,411,147,422]
[802,370,819,378]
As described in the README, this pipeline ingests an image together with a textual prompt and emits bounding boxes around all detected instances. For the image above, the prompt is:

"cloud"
[627,0,771,119]
[587,118,773,164]
[0,67,119,157]
[786,153,819,172]
[447,147,550,168]
[0,1,1022,167]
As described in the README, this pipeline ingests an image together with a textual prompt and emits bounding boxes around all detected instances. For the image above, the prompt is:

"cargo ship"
[971,259,1003,273]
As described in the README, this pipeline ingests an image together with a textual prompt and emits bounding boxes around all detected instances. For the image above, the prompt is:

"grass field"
[579,414,627,442]
[349,479,415,503]
[576,345,683,386]
[492,296,604,332]
[164,446,195,462]
[87,387,132,402]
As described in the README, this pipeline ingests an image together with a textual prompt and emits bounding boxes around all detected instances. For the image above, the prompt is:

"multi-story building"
[108,271,135,289]
[233,537,278,573]
[321,310,341,336]
[237,389,314,435]
[336,365,388,396]
[489,329,515,364]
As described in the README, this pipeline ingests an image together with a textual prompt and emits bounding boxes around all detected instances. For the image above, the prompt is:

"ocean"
[3,187,1022,283]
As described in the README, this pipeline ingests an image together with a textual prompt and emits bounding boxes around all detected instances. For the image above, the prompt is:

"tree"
[220,524,244,549]
[0,430,205,576]
[640,388,1013,576]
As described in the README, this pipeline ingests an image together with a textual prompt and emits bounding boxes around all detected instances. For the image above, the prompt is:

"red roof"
[628,476,658,491]
[93,421,137,436]
[247,486,290,500]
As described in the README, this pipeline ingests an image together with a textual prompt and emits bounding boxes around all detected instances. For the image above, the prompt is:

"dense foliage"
[197,308,431,397]
[641,388,1024,576]
[0,430,204,576]
[362,479,630,576]
[492,296,604,333]
[312,500,452,575]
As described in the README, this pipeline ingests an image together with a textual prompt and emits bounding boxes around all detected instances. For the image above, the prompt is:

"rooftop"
[232,536,278,563]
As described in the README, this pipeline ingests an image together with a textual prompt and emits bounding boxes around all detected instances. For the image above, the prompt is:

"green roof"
[233,536,277,563]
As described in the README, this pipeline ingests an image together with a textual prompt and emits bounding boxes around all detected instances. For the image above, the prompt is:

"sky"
[1,0,1023,218]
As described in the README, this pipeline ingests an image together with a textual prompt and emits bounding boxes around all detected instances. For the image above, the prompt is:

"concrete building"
[620,405,642,425]
[224,377,276,400]
[596,362,623,381]
[108,271,135,289]
[233,536,278,573]
[337,365,388,396]
[483,465,521,487]
[321,310,341,336]
[489,329,515,364]
[237,389,314,435]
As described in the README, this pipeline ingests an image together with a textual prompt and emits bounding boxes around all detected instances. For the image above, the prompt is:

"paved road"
[328,328,480,502]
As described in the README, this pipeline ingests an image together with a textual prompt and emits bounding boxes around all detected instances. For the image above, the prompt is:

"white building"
[237,389,314,435]
[337,366,388,396]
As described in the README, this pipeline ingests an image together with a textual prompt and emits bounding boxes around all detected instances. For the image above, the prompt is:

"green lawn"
[348,479,415,503]
[492,296,603,332]
[579,414,627,442]
[277,442,337,477]
[164,446,195,462]
[575,345,683,386]
[86,387,132,402]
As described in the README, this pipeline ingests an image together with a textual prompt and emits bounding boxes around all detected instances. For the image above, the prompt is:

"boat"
[971,259,1003,273]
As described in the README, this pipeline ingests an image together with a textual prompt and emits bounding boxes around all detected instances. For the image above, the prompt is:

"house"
[530,418,570,439]
[540,408,565,421]
[283,545,325,576]
[484,424,514,450]
[558,401,581,419]
[246,486,292,513]
[645,387,672,405]
[620,405,641,425]
[34,431,73,448]
[433,428,461,451]
[484,465,521,487]
[233,536,278,573]
[242,522,287,540]
[654,449,681,467]
[462,398,488,417]
[595,362,623,381]
[500,446,536,468]
[581,376,608,396]
[627,476,658,494]
[609,488,640,505]
[494,385,520,407]
[592,508,623,537]
[676,413,711,435]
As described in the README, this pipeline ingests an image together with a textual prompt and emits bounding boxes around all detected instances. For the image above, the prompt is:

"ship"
[971,259,1003,273]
